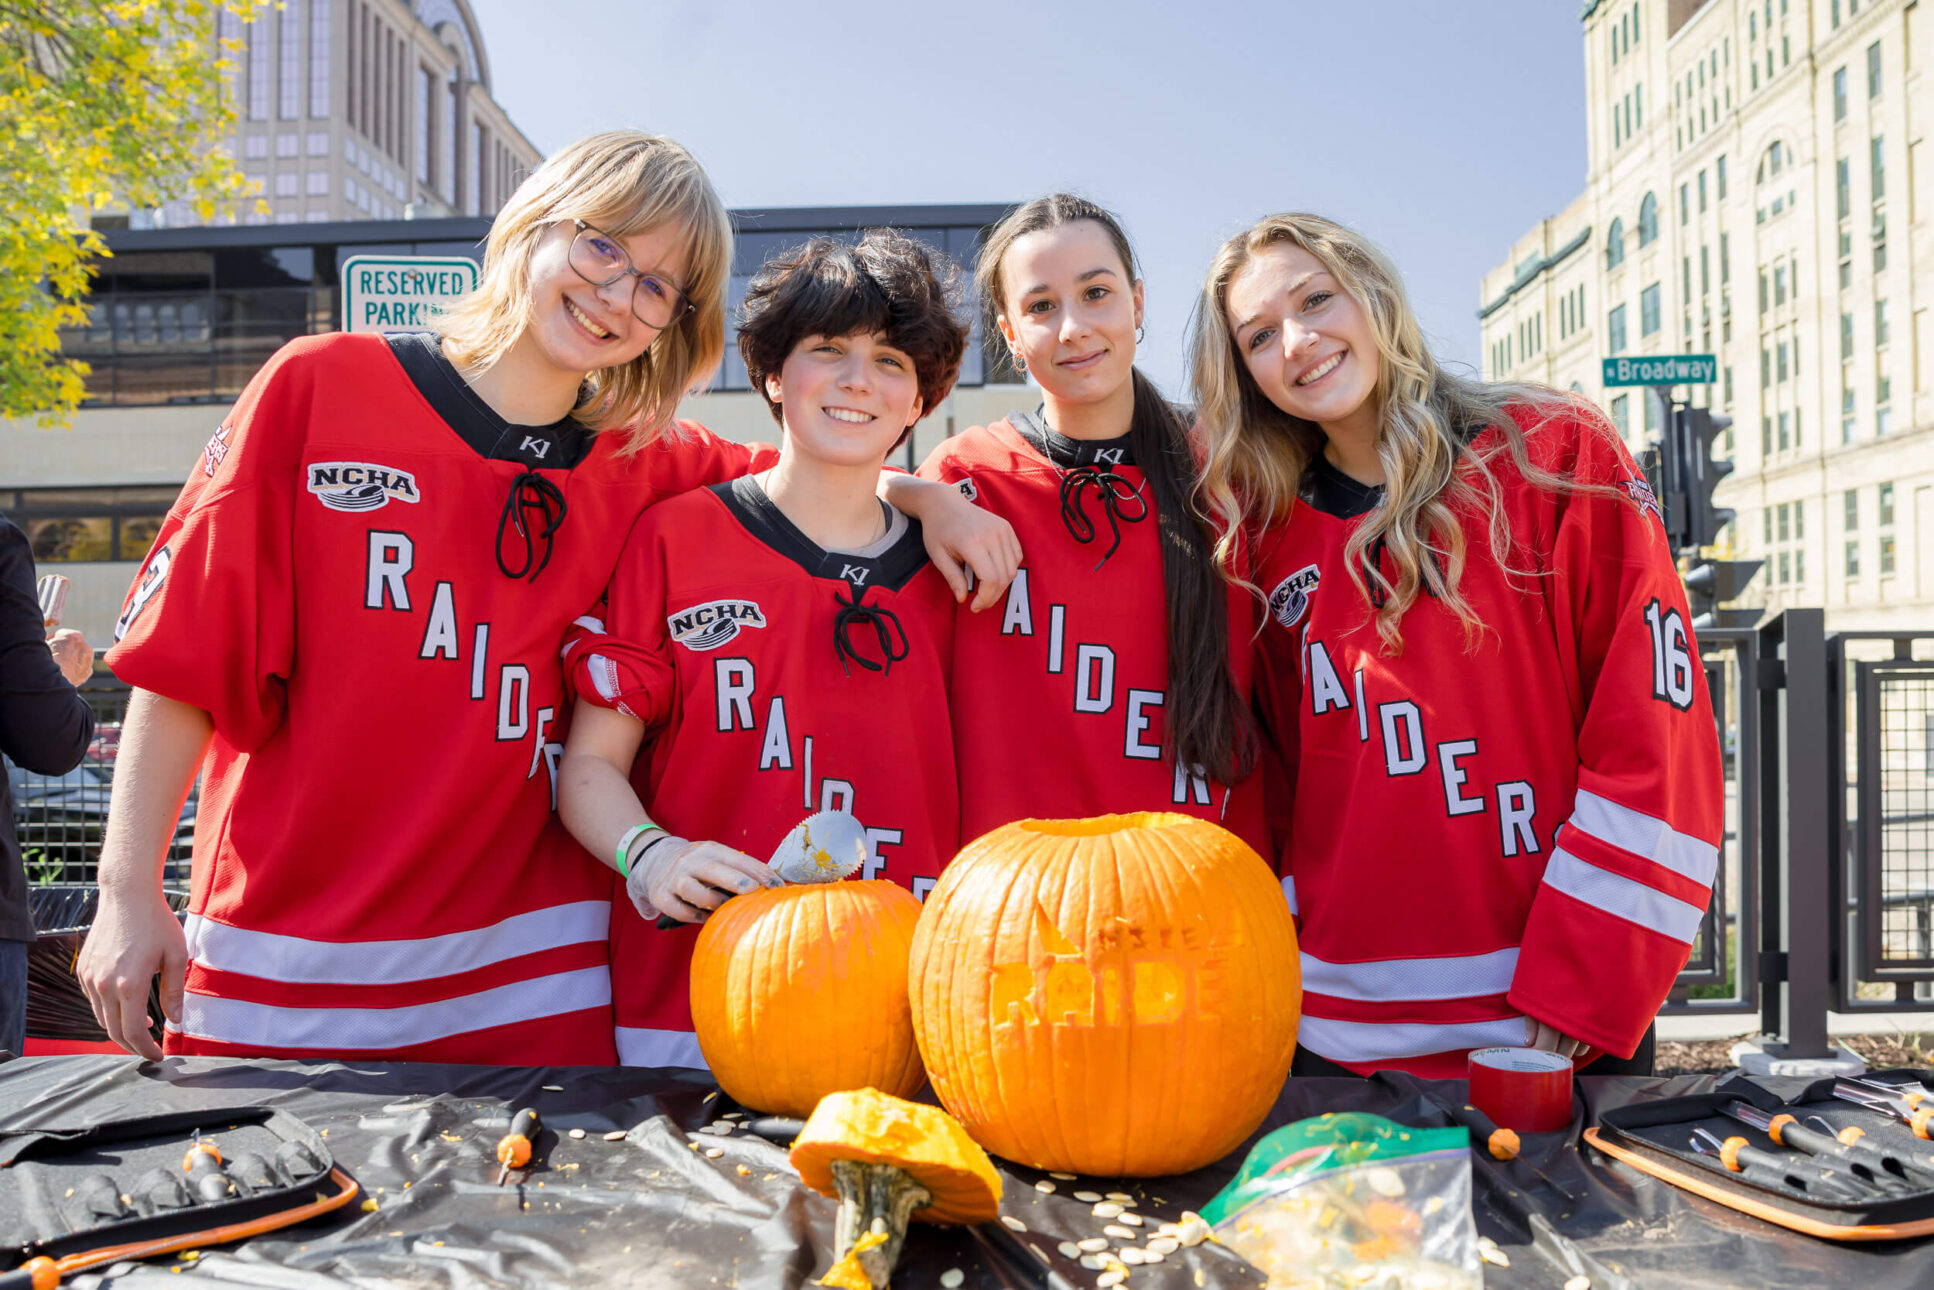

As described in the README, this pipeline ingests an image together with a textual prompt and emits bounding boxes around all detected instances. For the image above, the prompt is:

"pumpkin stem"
[827,1158,931,1288]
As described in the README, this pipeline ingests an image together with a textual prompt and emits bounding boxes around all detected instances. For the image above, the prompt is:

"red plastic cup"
[1467,1046,1574,1133]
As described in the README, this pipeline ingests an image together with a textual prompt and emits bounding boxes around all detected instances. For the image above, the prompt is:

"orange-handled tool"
[0,1258,58,1290]
[495,1108,540,1186]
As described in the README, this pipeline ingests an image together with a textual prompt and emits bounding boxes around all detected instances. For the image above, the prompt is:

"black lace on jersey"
[1359,533,1446,608]
[496,467,569,581]
[831,583,910,678]
[1058,464,1148,570]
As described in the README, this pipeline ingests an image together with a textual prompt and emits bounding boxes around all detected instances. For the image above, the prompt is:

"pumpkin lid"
[789,1088,1002,1226]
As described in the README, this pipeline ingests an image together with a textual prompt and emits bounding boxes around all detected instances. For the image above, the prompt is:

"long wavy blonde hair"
[1191,212,1613,652]
[435,130,733,447]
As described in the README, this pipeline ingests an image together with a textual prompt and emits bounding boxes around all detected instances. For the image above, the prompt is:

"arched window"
[1637,192,1659,246]
[1757,140,1788,184]
[1606,218,1626,268]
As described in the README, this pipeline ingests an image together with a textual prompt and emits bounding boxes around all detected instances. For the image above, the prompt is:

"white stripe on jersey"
[1562,789,1718,885]
[184,901,610,985]
[1298,1014,1531,1066]
[1300,946,1519,1003]
[1280,874,1298,916]
[616,1026,709,1071]
[1541,849,1707,943]
[172,966,612,1051]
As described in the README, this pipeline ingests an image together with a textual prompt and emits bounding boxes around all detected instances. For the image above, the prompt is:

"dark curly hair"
[737,229,968,445]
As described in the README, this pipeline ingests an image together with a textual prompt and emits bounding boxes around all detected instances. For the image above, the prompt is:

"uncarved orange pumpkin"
[691,880,926,1117]
[908,813,1300,1177]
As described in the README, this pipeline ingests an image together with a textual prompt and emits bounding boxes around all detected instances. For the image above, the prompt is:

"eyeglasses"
[567,220,695,330]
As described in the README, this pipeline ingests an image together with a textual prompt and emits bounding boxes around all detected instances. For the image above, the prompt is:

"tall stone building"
[142,0,541,228]
[1479,0,1928,625]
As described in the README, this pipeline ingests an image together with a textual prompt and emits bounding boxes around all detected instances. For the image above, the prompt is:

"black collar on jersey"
[714,477,928,678]
[1299,428,1489,605]
[386,332,591,582]
[1010,408,1148,569]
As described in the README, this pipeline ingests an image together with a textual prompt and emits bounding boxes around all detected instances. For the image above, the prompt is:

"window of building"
[1724,366,1735,406]
[1881,482,1897,527]
[245,134,268,160]
[1641,283,1661,336]
[0,488,180,563]
[305,170,328,196]
[1606,218,1625,268]
[306,130,329,157]
[1842,312,1856,359]
[1837,157,1851,219]
[247,18,269,121]
[1762,416,1773,456]
[1717,154,1728,199]
[1873,135,1887,201]
[1835,67,1849,121]
[1875,209,1888,271]
[1680,183,1690,225]
[1609,303,1629,353]
[1698,170,1709,213]
[274,173,297,197]
[1878,364,1893,434]
[1877,298,1891,346]
[309,0,330,118]
[1869,41,1883,99]
[1778,409,1791,450]
[415,65,432,186]
[1761,346,1771,389]
[1759,269,1769,314]
[1774,263,1787,306]
[1881,534,1897,575]
[1843,381,1856,443]
[1611,393,1630,438]
[1639,192,1659,245]
[1847,539,1861,578]
[279,0,303,121]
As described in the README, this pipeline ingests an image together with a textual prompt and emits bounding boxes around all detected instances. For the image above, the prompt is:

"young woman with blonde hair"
[79,130,1002,1065]
[919,194,1264,847]
[1191,212,1722,1078]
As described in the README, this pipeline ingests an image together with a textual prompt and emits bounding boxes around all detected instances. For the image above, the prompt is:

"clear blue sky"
[466,0,1587,392]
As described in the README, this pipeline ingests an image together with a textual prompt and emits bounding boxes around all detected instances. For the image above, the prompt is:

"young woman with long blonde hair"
[1191,212,1722,1078]
[78,131,1002,1066]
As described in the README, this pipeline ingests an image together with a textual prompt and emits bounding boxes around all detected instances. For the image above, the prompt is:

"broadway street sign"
[1602,353,1717,386]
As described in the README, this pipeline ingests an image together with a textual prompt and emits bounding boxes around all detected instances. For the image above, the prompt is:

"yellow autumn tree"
[0,1,263,422]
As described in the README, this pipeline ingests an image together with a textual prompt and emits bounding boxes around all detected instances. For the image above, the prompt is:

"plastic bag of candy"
[1199,1112,1480,1290]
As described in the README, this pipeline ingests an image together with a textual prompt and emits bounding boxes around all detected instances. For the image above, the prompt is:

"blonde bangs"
[435,129,733,448]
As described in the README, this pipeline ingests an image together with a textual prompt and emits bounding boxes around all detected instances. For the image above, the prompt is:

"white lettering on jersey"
[1353,668,1368,742]
[1124,689,1164,760]
[1074,644,1116,714]
[840,564,870,585]
[1047,604,1066,673]
[802,735,814,810]
[420,581,458,659]
[912,875,938,901]
[1001,569,1033,636]
[759,697,793,770]
[716,658,755,731]
[1498,781,1540,856]
[671,599,766,651]
[470,624,489,700]
[862,826,901,881]
[366,532,412,610]
[819,778,855,814]
[1307,640,1350,715]
[309,461,421,511]
[496,664,530,740]
[1173,761,1212,806]
[1378,700,1427,776]
[1438,739,1483,816]
[527,705,560,808]
[519,436,551,459]
[114,545,172,642]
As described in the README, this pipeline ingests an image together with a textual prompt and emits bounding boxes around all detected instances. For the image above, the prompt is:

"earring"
[1135,325,1146,344]
[1010,350,1027,374]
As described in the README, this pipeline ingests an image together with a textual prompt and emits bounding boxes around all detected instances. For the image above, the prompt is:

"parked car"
[6,756,196,884]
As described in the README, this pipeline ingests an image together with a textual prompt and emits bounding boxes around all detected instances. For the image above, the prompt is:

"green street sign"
[1601,354,1716,386]
[342,255,480,332]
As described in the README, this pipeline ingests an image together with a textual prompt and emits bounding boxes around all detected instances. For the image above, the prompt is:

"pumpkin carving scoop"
[655,810,871,928]
[790,1088,1001,1289]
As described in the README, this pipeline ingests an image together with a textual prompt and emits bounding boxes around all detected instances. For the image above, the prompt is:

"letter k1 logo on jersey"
[669,599,767,650]
[307,461,422,512]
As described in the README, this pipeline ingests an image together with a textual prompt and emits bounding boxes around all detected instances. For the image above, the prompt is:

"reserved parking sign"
[342,255,481,333]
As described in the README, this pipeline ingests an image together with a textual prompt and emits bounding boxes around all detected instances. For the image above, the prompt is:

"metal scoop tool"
[655,809,871,928]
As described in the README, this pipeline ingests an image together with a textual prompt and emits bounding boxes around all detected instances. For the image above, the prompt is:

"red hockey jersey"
[106,331,774,1064]
[917,413,1266,852]
[565,477,959,1068]
[1255,404,1722,1076]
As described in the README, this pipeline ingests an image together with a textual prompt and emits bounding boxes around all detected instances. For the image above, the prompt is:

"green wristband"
[615,824,661,878]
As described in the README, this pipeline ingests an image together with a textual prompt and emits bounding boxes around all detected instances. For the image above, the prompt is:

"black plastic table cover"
[2,1055,1931,1289]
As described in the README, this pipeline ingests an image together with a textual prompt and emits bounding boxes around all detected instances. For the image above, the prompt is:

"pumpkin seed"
[1000,1215,1027,1232]
[1097,1275,1125,1289]
[1564,1279,1591,1290]
[1118,1211,1143,1227]
[1034,1179,1056,1194]
[541,1085,563,1092]
[603,1131,627,1141]
[1049,1171,1077,1180]
[1364,1167,1405,1197]
[1477,1238,1510,1268]
[1118,1248,1146,1266]
[1079,1255,1105,1271]
[1073,1190,1103,1203]
[1147,1237,1179,1255]
[939,1271,964,1289]
[1057,1242,1081,1258]
[703,1148,723,1159]
[722,1111,744,1119]
[1422,1195,1445,1216]
[1176,1212,1212,1246]
[1077,1237,1110,1252]
[1103,1225,1135,1240]
[1105,1191,1135,1203]
[567,1129,586,1140]
[1092,1201,1124,1218]
[1141,1248,1164,1264]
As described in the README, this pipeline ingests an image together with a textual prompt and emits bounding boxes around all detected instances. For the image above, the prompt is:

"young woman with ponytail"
[918,194,1264,848]
[1191,212,1723,1079]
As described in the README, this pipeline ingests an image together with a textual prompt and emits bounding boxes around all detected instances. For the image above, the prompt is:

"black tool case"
[0,1103,358,1277]
[1585,1068,1934,1239]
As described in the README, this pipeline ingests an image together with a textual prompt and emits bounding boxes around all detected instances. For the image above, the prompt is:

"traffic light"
[1685,557,1764,631]
[1680,406,1736,548]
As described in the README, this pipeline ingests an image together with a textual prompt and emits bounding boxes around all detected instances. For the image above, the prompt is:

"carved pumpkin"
[691,881,925,1117]
[908,813,1300,1176]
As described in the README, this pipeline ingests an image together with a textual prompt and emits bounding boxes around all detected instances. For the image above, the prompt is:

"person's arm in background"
[0,520,94,776]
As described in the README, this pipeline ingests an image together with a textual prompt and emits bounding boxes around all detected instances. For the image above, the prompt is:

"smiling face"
[1223,240,1381,438]
[996,220,1143,407]
[766,331,925,469]
[520,219,692,378]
